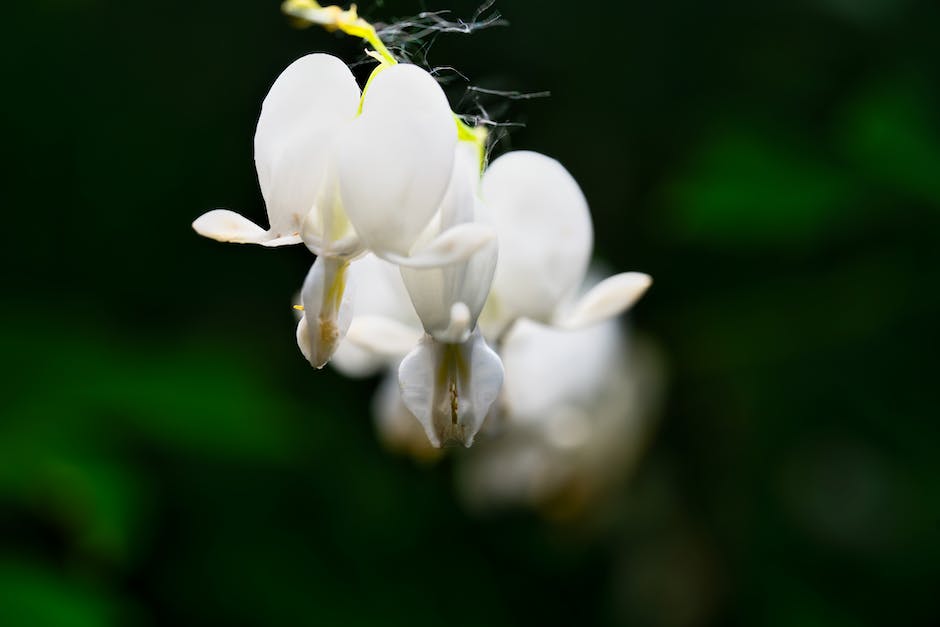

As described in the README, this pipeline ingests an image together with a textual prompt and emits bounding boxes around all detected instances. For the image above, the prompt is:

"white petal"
[192,209,268,244]
[255,54,360,240]
[386,223,495,268]
[336,64,457,256]
[398,330,504,448]
[329,254,422,373]
[438,140,483,230]
[346,315,424,357]
[480,151,593,324]
[300,208,362,257]
[299,175,362,257]
[329,341,386,378]
[298,256,355,368]
[344,253,422,326]
[260,233,304,247]
[396,142,498,339]
[399,236,497,341]
[438,302,472,344]
[499,318,623,425]
[556,272,652,329]
[456,316,663,512]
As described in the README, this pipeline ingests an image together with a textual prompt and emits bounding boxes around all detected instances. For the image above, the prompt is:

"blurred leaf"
[2,321,301,463]
[0,320,304,565]
[817,0,913,24]
[668,131,859,247]
[0,439,145,564]
[0,560,121,627]
[839,79,940,205]
[669,249,917,374]
[42,457,146,564]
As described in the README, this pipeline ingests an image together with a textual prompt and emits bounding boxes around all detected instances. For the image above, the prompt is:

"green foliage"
[670,131,859,247]
[0,561,120,627]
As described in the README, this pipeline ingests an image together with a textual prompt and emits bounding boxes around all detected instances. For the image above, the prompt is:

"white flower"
[456,314,663,517]
[193,54,493,367]
[193,54,457,257]
[396,142,503,448]
[478,151,652,338]
[341,141,504,448]
[192,4,660,484]
[399,142,497,345]
[338,149,654,452]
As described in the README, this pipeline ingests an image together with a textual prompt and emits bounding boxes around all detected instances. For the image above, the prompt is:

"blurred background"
[3,0,939,625]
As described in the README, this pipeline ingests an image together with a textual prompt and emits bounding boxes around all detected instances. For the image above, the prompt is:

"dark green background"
[3,0,938,625]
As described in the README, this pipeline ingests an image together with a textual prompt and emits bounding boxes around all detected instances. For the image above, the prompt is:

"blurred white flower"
[456,316,663,518]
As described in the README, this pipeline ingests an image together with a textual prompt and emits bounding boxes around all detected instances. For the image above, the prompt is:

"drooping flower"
[396,142,503,448]
[341,140,503,447]
[193,54,492,367]
[478,151,652,338]
[192,1,660,485]
[337,148,654,451]
[194,54,457,256]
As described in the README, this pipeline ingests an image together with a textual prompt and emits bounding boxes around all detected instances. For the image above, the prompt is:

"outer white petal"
[398,330,504,448]
[192,209,268,244]
[480,151,593,326]
[336,64,457,256]
[255,54,361,241]
[555,272,652,329]
[298,256,356,368]
[386,223,495,269]
[399,142,498,340]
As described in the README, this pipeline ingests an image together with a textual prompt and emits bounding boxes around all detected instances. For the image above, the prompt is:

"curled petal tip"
[260,233,304,247]
[193,209,267,244]
[557,272,653,330]
[387,223,496,269]
[296,256,356,369]
[430,302,472,344]
[297,314,342,369]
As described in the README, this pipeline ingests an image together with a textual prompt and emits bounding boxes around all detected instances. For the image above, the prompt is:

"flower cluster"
[193,1,653,453]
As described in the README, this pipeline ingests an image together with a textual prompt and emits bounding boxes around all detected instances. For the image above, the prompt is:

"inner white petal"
[398,330,504,448]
